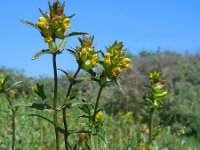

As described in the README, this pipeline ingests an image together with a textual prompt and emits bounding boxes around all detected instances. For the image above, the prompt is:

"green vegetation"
[0,51,200,149]
[0,0,199,149]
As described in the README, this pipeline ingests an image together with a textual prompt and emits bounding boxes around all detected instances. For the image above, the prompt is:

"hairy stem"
[52,54,60,150]
[63,66,81,150]
[149,110,154,144]
[92,86,104,123]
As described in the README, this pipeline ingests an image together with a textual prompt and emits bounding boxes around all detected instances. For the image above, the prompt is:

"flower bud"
[113,67,121,77]
[95,111,103,121]
[55,28,65,38]
[122,58,130,63]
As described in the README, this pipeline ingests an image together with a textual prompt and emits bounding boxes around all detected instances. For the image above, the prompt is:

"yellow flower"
[63,23,71,30]
[44,37,53,44]
[104,57,111,64]
[178,128,185,136]
[125,111,133,117]
[90,59,98,67]
[37,17,47,28]
[161,91,167,96]
[32,85,37,91]
[37,21,45,28]
[63,17,70,23]
[95,111,103,121]
[188,146,192,150]
[122,58,130,63]
[39,17,47,24]
[113,67,121,77]
[92,54,99,60]
[124,63,130,68]
[79,133,88,141]
[80,48,88,60]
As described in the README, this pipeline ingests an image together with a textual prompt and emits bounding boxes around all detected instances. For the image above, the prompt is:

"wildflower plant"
[22,0,86,149]
[22,0,130,149]
[143,68,168,145]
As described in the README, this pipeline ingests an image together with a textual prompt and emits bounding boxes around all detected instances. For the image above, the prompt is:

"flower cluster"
[36,1,71,52]
[143,68,167,111]
[101,41,131,80]
[74,35,99,71]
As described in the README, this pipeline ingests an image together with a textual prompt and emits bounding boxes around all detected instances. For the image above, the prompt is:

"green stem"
[52,54,60,150]
[149,110,154,144]
[92,86,104,123]
[63,66,81,150]
[5,95,16,150]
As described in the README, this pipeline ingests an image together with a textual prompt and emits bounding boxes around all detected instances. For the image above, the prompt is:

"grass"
[0,96,200,149]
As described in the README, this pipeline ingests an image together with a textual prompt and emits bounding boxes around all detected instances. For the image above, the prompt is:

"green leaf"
[79,115,90,119]
[79,104,91,115]
[67,32,88,38]
[97,50,105,58]
[87,69,96,77]
[28,114,66,134]
[32,49,51,60]
[91,133,106,142]
[68,13,76,18]
[38,8,49,18]
[33,83,47,100]
[28,103,52,110]
[21,19,41,32]
[58,69,75,83]
[66,48,76,55]
[70,90,78,100]
[57,38,67,53]
[9,81,23,89]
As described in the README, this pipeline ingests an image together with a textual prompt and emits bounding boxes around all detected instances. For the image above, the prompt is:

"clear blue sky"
[0,0,200,77]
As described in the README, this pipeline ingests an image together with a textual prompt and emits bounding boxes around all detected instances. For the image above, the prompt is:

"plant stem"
[92,86,104,123]
[63,66,81,150]
[52,54,60,150]
[5,95,16,150]
[149,110,154,144]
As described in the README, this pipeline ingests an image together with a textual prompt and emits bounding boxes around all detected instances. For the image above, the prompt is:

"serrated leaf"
[67,32,88,38]
[57,38,67,53]
[32,49,50,60]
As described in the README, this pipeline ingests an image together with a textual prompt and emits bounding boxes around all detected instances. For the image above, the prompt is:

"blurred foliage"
[1,50,200,149]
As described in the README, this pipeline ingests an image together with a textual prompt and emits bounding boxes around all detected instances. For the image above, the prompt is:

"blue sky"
[0,0,200,77]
